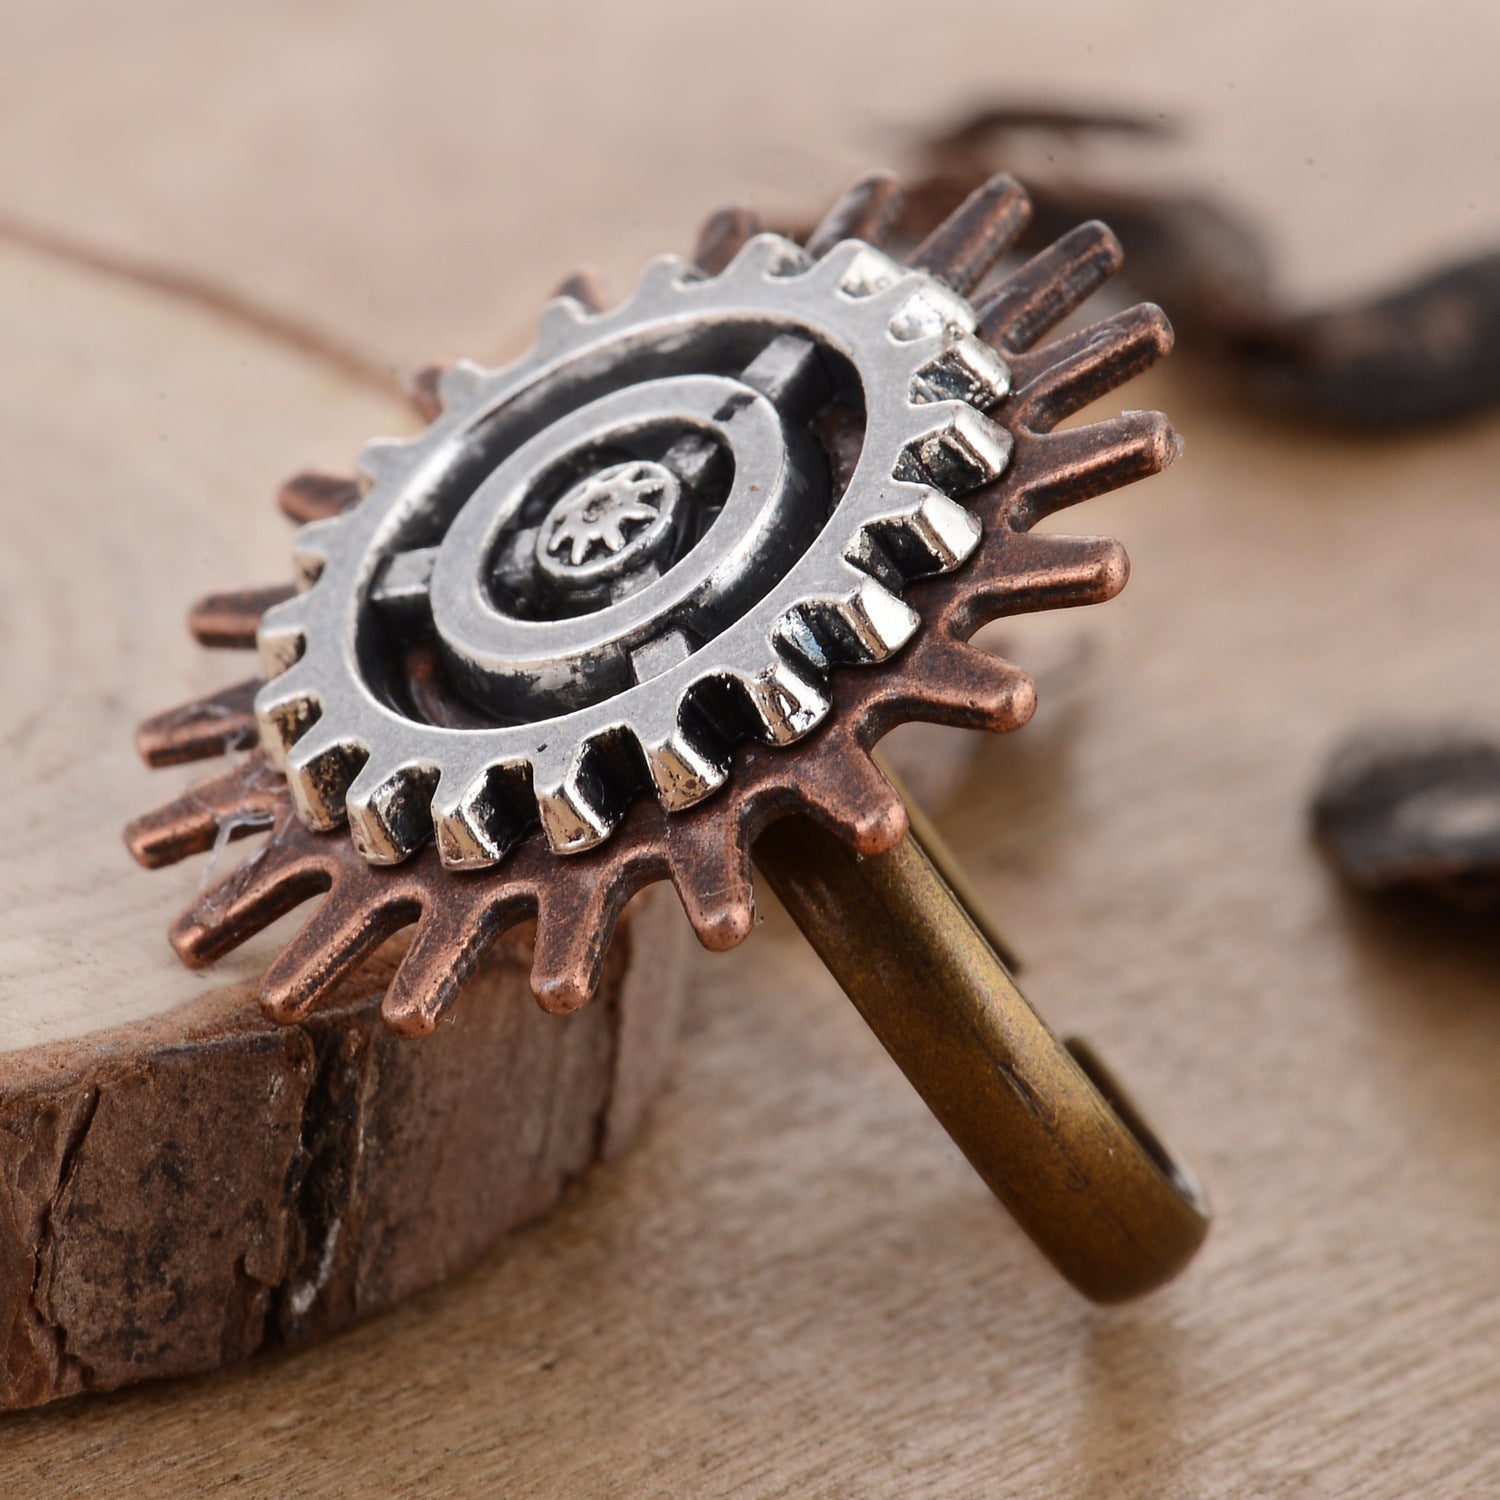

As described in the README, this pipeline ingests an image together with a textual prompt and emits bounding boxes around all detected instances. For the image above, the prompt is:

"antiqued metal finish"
[1313,727,1500,910]
[126,170,1207,1299]
[755,816,1208,1302]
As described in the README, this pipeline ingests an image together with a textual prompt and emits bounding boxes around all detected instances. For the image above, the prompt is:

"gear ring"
[127,171,1181,1036]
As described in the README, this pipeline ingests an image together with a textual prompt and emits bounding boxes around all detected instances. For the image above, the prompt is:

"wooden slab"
[0,237,690,1409]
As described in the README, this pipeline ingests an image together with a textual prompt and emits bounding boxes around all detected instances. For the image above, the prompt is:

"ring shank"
[753,812,1210,1303]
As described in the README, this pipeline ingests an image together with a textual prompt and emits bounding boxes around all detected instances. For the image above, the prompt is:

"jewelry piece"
[1313,726,1500,909]
[127,171,1209,1301]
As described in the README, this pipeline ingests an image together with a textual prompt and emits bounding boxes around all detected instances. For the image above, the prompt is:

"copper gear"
[126,171,1181,1038]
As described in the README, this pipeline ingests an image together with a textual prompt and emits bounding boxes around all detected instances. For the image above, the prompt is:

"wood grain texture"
[2,1,1499,1493]
[0,902,687,1410]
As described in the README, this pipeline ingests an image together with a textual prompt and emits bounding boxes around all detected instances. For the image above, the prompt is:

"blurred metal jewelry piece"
[127,171,1208,1301]
[1313,726,1500,910]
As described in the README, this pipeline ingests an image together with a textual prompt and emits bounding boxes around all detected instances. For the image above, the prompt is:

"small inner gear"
[254,234,1014,868]
[535,459,681,583]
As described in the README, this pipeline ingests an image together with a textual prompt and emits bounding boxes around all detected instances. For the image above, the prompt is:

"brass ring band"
[754,809,1209,1303]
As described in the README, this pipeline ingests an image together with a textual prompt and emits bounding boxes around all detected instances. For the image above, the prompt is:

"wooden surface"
[2,1,1499,1493]
[0,910,689,1409]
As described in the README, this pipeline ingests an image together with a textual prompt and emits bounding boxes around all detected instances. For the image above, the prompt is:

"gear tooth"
[431,797,494,869]
[260,889,414,1022]
[533,746,619,854]
[898,401,1013,493]
[1013,411,1179,524]
[739,657,831,745]
[722,231,812,281]
[691,205,762,276]
[531,878,627,1014]
[976,220,1125,352]
[803,171,906,260]
[345,761,438,864]
[189,584,295,648]
[877,638,1037,733]
[125,759,282,871]
[784,571,920,668]
[837,574,921,660]
[170,836,319,968]
[849,485,982,580]
[913,489,984,571]
[886,277,978,342]
[253,668,322,769]
[290,515,345,588]
[278,469,361,524]
[909,330,1012,409]
[908,171,1031,295]
[800,747,909,855]
[667,826,755,950]
[382,904,515,1036]
[356,436,412,483]
[436,358,489,409]
[823,240,906,299]
[408,360,447,422]
[431,764,524,870]
[284,731,368,831]
[1006,304,1174,433]
[255,593,311,678]
[256,620,306,679]
[633,252,698,299]
[535,294,591,350]
[999,532,1130,611]
[642,725,728,812]
[136,678,261,767]
[552,268,610,314]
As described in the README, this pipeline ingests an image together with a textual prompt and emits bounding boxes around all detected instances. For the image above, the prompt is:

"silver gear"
[254,232,1013,868]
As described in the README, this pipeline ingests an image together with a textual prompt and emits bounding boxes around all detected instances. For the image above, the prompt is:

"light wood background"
[2,1,1498,1493]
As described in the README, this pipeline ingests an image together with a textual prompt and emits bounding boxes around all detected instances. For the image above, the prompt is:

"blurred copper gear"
[126,171,1180,1039]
